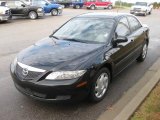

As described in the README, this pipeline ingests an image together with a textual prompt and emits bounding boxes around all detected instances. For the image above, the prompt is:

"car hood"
[0,6,9,12]
[48,3,61,7]
[17,37,104,71]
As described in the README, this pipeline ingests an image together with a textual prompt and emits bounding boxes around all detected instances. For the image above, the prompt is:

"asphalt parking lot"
[0,8,160,120]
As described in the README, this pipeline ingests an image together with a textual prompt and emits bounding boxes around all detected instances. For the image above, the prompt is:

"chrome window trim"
[17,62,46,72]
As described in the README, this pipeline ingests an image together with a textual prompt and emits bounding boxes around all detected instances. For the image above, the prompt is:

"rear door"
[8,1,24,15]
[110,17,137,75]
[127,16,145,59]
[96,0,107,8]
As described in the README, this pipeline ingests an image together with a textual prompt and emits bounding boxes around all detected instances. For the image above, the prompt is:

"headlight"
[11,57,17,72]
[37,8,43,12]
[13,57,17,68]
[0,10,4,14]
[46,70,86,80]
[131,7,134,10]
[58,6,62,9]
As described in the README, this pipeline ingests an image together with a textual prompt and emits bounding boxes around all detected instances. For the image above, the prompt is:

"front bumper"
[58,9,63,15]
[130,10,146,14]
[0,14,11,21]
[37,11,45,17]
[10,65,90,101]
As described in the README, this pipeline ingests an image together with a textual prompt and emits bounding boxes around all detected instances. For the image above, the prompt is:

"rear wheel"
[75,5,80,9]
[108,5,112,10]
[51,9,58,16]
[90,5,95,10]
[137,42,148,62]
[89,68,110,102]
[28,11,38,20]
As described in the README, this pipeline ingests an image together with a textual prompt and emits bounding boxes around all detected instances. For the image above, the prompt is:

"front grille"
[5,10,11,15]
[134,8,141,11]
[15,64,43,80]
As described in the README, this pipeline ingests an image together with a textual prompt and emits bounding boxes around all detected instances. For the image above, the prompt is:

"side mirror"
[45,3,49,6]
[114,36,128,43]
[21,4,25,7]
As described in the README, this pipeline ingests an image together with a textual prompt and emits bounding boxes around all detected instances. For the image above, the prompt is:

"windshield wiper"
[64,38,86,43]
[49,35,59,40]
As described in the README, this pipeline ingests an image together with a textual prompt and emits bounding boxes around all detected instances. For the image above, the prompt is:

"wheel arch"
[89,4,96,8]
[50,8,58,13]
[97,62,113,81]
[27,10,37,16]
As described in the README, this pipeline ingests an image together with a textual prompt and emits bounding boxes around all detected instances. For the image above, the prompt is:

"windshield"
[32,0,50,6]
[135,2,147,6]
[52,18,114,44]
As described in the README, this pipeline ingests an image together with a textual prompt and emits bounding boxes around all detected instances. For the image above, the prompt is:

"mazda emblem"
[22,68,28,76]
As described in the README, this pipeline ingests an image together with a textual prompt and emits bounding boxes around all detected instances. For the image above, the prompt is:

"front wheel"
[90,5,95,10]
[137,42,148,62]
[89,68,111,102]
[143,11,147,16]
[51,9,58,16]
[108,5,112,10]
[28,11,38,20]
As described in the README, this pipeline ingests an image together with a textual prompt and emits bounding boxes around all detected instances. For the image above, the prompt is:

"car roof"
[76,12,132,20]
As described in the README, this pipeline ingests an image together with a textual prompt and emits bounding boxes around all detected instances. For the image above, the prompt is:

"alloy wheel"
[29,11,37,20]
[142,43,148,59]
[94,73,109,98]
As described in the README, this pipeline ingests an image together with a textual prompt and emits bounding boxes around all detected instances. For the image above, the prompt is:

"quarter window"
[127,16,142,32]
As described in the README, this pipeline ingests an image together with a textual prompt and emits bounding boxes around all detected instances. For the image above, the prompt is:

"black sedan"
[10,12,149,102]
[7,1,44,19]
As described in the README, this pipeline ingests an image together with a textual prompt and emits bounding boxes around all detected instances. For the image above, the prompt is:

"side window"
[116,17,130,37]
[127,16,142,32]
[7,1,16,8]
[15,1,23,7]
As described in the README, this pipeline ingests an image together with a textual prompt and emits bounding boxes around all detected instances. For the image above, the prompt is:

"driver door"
[14,1,25,15]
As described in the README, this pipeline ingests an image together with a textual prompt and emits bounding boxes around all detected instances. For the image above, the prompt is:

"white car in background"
[0,1,11,22]
[130,2,153,16]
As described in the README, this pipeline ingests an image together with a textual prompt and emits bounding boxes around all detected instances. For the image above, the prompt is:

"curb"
[97,57,160,120]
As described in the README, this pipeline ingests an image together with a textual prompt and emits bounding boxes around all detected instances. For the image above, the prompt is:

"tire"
[90,5,95,10]
[143,11,147,16]
[89,68,111,102]
[137,42,148,62]
[108,5,112,10]
[75,5,80,9]
[28,11,38,20]
[51,9,58,16]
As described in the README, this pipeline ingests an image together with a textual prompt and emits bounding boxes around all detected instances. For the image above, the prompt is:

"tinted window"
[53,18,114,43]
[127,16,141,32]
[116,17,130,36]
[6,1,16,7]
